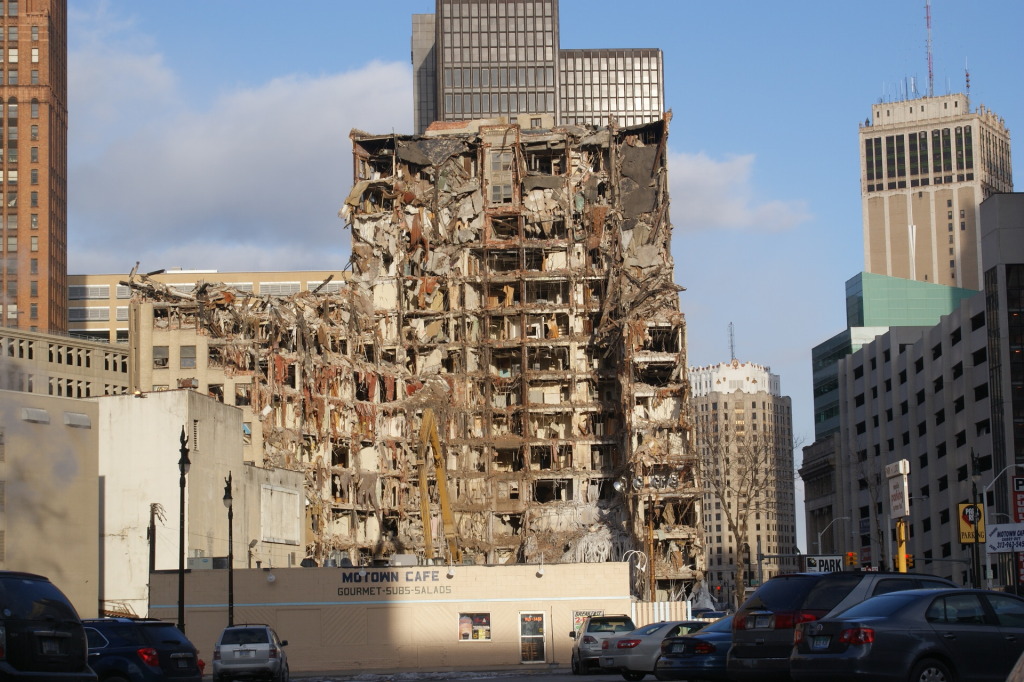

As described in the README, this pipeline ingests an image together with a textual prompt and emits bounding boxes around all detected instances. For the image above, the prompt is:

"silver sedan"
[599,620,710,681]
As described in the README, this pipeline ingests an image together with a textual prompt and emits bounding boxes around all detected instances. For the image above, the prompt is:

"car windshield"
[831,591,919,619]
[801,573,863,611]
[740,576,818,610]
[635,623,667,636]
[141,623,192,646]
[0,578,78,621]
[591,619,634,632]
[221,627,269,645]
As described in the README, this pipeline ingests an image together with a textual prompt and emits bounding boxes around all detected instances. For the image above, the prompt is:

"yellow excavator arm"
[418,408,462,564]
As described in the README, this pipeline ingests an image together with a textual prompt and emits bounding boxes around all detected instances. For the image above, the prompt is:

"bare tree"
[696,427,792,607]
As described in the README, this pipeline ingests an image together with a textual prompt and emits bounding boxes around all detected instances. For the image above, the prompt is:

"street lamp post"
[971,451,982,589]
[177,426,191,633]
[816,516,850,554]
[223,472,234,627]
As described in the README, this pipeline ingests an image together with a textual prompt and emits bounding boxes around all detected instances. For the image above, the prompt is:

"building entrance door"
[519,611,545,663]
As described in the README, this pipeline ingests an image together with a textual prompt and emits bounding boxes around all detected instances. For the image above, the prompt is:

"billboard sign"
[958,503,986,543]
[986,523,1024,553]
[803,555,843,573]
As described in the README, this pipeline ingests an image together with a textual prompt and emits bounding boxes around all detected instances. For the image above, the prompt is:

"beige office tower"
[860,93,1012,290]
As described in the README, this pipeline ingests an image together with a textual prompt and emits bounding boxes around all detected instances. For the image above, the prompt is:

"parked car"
[211,624,289,682]
[83,617,203,682]
[790,588,1024,682]
[569,614,636,674]
[0,570,96,681]
[727,570,957,681]
[695,610,729,620]
[653,614,734,681]
[599,620,708,680]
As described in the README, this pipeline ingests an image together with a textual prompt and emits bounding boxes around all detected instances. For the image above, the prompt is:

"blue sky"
[67,1,1023,546]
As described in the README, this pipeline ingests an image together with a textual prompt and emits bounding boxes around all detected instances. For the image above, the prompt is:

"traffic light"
[906,554,915,569]
[846,552,858,567]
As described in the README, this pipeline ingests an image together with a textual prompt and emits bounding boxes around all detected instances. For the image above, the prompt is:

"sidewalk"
[289,665,572,681]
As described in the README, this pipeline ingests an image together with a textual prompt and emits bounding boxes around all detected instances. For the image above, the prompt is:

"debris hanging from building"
[125,114,704,599]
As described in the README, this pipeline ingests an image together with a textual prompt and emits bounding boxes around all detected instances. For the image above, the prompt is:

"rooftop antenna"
[925,0,934,97]
[728,322,736,362]
[965,58,971,98]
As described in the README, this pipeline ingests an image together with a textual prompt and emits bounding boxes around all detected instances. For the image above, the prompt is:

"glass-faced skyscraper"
[412,0,663,133]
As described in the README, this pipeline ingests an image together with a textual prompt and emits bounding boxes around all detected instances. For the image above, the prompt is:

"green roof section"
[846,272,979,329]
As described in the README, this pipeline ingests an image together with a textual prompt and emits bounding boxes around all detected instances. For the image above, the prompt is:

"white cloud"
[67,6,410,275]
[668,150,811,232]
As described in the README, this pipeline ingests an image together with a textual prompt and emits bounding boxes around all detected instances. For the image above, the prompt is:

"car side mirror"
[280,640,288,647]
[569,631,576,639]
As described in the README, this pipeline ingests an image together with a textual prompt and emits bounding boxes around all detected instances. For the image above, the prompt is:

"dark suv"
[727,571,957,681]
[569,614,636,674]
[83,618,203,682]
[0,570,95,680]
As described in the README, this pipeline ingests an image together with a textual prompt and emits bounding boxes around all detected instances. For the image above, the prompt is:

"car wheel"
[571,653,582,675]
[622,672,646,681]
[909,658,955,682]
[278,663,290,682]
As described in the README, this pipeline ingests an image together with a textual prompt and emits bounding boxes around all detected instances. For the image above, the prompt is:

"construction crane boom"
[418,408,462,564]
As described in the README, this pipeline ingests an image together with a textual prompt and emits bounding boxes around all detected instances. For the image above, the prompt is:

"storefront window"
[458,613,491,641]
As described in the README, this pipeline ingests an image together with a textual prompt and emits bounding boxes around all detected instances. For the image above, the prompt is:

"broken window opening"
[524,313,568,338]
[490,349,522,378]
[526,380,569,405]
[531,445,553,470]
[356,153,394,180]
[645,326,680,353]
[635,362,674,387]
[487,283,520,308]
[534,479,572,503]
[335,440,356,466]
[525,146,564,175]
[547,218,567,239]
[208,347,224,368]
[487,249,520,272]
[208,384,224,403]
[597,478,617,501]
[494,448,524,472]
[492,377,522,408]
[525,280,567,306]
[354,372,371,401]
[234,383,251,406]
[527,346,569,372]
[153,346,168,369]
[487,314,520,341]
[489,214,519,240]
[331,473,348,502]
[494,513,523,536]
[524,249,543,271]
[442,350,463,374]
[591,444,615,471]
[492,411,523,437]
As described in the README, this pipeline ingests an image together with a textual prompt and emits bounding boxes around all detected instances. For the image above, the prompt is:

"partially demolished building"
[126,114,702,599]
